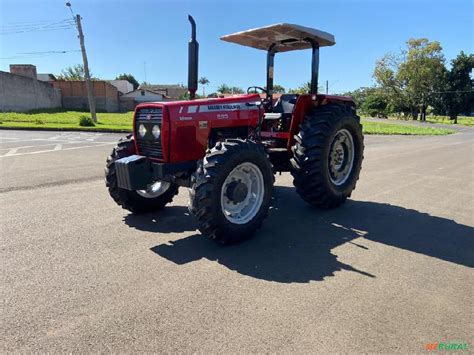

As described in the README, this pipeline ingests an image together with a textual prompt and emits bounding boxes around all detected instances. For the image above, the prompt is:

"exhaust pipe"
[188,15,199,100]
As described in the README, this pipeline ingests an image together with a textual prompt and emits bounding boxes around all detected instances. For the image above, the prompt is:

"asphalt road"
[1,129,473,352]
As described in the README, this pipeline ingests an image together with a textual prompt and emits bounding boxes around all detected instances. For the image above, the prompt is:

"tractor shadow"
[123,206,197,234]
[148,186,473,283]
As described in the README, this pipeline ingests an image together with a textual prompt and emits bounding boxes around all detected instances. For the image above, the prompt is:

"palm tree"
[199,77,210,96]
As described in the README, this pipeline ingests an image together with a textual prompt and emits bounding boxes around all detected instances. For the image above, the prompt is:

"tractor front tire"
[105,135,179,214]
[291,103,364,208]
[189,139,274,244]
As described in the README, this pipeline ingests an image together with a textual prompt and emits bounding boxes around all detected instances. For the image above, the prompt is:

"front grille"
[135,108,164,159]
[136,140,163,158]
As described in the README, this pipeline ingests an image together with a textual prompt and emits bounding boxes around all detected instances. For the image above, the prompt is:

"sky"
[0,0,472,94]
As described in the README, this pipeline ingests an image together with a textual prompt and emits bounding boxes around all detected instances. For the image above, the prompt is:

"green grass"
[361,119,454,135]
[362,114,474,127]
[425,115,474,126]
[0,110,455,135]
[0,110,133,131]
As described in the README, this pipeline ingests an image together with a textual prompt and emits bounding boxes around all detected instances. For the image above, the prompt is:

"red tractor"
[106,17,364,244]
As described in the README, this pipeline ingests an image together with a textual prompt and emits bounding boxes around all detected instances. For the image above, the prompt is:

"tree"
[432,51,474,123]
[361,93,388,117]
[57,64,97,80]
[231,86,244,94]
[217,84,243,94]
[343,87,388,117]
[343,87,378,107]
[115,73,139,90]
[273,84,286,93]
[217,83,231,94]
[374,38,446,120]
[288,81,324,94]
[288,81,310,94]
[179,91,202,100]
[198,77,210,96]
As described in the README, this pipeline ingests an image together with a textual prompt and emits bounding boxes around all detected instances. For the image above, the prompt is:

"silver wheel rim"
[221,162,264,225]
[136,181,171,198]
[328,128,355,186]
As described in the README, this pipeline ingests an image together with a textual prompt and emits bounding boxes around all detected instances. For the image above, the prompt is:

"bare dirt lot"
[1,129,473,352]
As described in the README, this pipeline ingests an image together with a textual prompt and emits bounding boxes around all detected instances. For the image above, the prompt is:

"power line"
[0,19,75,35]
[1,19,65,25]
[0,23,76,33]
[0,18,74,27]
[0,50,81,60]
[19,50,80,54]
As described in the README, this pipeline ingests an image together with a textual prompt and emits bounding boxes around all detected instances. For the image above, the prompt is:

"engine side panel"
[166,94,261,162]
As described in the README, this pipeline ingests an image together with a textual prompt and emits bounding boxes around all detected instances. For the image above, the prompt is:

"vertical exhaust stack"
[188,15,199,100]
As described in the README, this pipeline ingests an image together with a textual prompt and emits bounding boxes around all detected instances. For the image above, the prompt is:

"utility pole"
[326,80,329,94]
[144,61,147,83]
[74,13,97,123]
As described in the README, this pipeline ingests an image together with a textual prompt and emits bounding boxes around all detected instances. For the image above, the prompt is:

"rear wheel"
[189,139,274,244]
[291,104,364,208]
[105,135,179,213]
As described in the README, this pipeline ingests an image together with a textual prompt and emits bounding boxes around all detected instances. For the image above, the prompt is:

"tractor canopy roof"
[220,23,335,52]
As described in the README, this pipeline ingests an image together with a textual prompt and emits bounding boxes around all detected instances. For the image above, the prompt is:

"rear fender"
[288,94,356,150]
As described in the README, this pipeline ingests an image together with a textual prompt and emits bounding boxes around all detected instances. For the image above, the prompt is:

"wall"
[10,64,37,79]
[0,71,62,112]
[52,81,119,112]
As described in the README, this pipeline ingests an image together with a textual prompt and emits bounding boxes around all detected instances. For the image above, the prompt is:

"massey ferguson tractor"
[105,17,364,244]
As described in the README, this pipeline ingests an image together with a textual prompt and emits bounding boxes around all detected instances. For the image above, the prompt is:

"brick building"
[52,80,119,112]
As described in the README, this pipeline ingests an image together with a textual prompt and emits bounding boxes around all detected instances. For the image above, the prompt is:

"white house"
[120,88,168,103]
[107,80,134,94]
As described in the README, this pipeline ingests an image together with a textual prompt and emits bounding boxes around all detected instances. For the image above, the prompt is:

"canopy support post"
[266,44,277,99]
[305,38,320,95]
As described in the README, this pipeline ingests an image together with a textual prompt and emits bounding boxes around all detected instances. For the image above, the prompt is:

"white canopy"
[220,23,335,52]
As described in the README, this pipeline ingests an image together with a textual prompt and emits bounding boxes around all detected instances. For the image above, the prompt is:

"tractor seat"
[273,94,298,114]
[263,94,298,120]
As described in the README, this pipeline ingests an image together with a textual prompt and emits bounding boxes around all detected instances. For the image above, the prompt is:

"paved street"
[1,129,473,352]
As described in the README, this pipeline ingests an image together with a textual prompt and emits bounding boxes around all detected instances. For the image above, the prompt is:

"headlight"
[138,124,147,138]
[152,125,161,139]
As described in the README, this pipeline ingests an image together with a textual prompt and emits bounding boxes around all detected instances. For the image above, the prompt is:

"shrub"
[79,115,95,127]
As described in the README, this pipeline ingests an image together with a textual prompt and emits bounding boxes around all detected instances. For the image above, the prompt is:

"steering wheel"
[247,86,272,111]
[247,86,269,96]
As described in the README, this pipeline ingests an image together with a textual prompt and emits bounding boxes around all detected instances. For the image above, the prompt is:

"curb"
[0,126,132,133]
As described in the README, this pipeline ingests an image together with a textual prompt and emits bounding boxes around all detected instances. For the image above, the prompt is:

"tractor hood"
[134,94,262,162]
[159,93,261,111]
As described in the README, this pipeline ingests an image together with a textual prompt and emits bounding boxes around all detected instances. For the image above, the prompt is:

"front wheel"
[105,135,179,213]
[189,139,274,244]
[291,104,364,208]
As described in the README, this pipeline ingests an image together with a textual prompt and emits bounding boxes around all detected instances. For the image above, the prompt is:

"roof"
[139,84,188,99]
[220,23,335,52]
[37,73,57,81]
[122,88,168,98]
[139,84,185,90]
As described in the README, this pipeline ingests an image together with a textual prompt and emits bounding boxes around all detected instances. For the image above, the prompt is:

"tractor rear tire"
[189,139,274,244]
[291,103,364,208]
[105,135,179,214]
